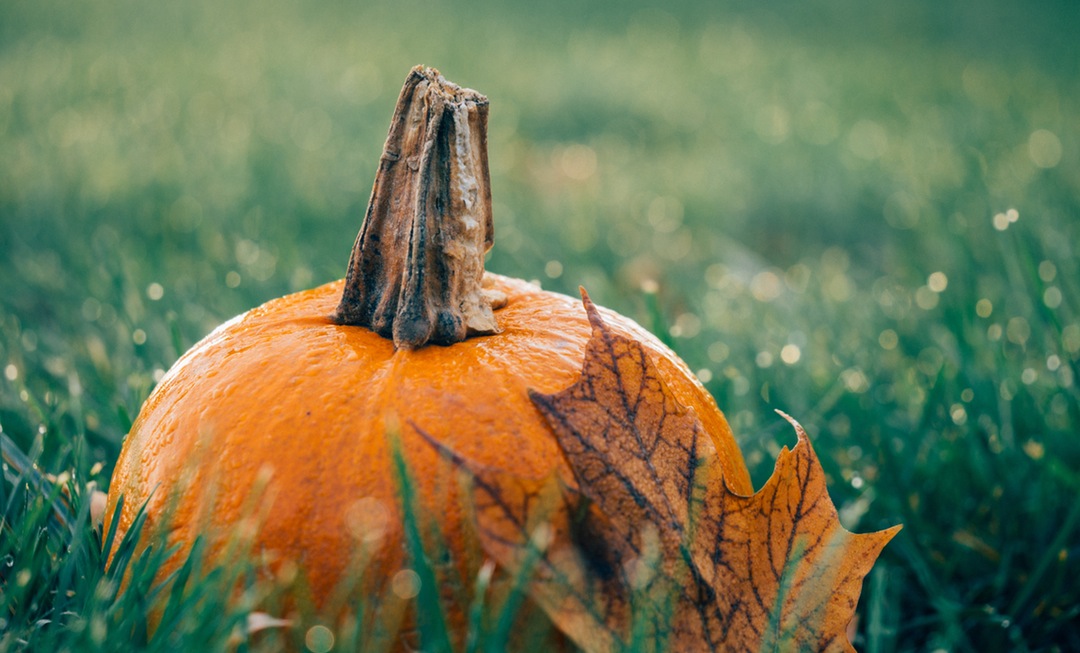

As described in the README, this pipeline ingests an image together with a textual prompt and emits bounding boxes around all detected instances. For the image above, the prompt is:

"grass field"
[2,0,1079,650]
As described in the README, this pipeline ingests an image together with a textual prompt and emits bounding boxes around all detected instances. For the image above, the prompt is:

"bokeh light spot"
[391,569,421,600]
[1028,129,1062,168]
[878,329,898,350]
[842,368,870,393]
[780,344,801,365]
[1063,325,1080,353]
[915,286,939,310]
[1043,287,1062,308]
[848,120,889,160]
[345,497,390,544]
[304,625,335,653]
[750,270,783,302]
[560,143,597,181]
[1038,260,1057,282]
[1006,317,1031,345]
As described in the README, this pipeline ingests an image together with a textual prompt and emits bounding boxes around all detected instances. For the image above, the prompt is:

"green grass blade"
[388,429,454,653]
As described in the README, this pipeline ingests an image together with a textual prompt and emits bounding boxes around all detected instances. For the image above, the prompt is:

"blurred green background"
[2,0,1078,650]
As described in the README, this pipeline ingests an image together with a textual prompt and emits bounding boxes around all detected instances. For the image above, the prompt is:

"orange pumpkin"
[104,66,751,640]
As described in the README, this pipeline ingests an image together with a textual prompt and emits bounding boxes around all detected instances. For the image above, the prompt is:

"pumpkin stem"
[333,66,503,349]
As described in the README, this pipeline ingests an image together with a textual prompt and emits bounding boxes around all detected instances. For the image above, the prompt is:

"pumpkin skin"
[104,273,752,616]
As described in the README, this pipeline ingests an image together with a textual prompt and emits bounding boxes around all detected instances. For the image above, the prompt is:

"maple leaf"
[426,290,900,652]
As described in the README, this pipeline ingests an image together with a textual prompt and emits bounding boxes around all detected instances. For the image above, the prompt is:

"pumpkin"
[104,66,752,640]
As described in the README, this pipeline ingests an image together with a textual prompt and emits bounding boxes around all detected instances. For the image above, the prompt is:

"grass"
[2,0,1079,650]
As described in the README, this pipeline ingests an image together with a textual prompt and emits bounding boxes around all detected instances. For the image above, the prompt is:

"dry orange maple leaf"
[426,290,900,652]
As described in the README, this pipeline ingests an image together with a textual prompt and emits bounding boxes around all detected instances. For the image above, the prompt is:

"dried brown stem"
[333,66,501,349]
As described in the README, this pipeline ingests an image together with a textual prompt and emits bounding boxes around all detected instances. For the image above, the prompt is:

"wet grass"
[2,0,1079,650]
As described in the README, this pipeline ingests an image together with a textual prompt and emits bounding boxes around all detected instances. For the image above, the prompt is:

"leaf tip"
[527,386,554,410]
[880,522,904,542]
[775,409,809,442]
[578,286,605,332]
[854,523,904,565]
